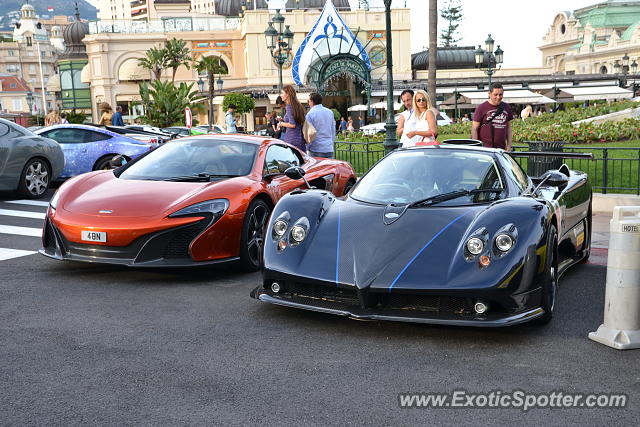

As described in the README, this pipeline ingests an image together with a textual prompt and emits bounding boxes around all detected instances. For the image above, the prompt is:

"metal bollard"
[589,206,640,350]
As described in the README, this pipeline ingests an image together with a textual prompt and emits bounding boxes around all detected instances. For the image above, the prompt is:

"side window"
[87,130,112,142]
[503,153,530,192]
[7,124,25,138]
[0,123,10,137]
[264,145,302,174]
[43,129,85,144]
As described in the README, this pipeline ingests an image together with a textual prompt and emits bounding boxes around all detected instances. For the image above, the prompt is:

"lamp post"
[264,9,293,92]
[631,59,639,96]
[383,0,398,153]
[614,53,632,88]
[26,91,34,124]
[198,74,224,132]
[474,34,504,87]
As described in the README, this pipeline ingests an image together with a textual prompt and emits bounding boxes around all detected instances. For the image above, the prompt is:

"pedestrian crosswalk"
[0,198,48,261]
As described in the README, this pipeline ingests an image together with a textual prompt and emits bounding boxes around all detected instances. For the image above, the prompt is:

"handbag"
[302,119,317,143]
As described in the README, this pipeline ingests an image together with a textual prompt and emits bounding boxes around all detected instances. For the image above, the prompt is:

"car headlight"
[273,219,288,237]
[495,234,514,252]
[466,237,484,255]
[49,190,60,210]
[168,199,229,220]
[291,225,306,242]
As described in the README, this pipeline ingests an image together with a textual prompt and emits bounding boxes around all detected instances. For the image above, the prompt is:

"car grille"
[265,280,476,317]
[163,220,211,259]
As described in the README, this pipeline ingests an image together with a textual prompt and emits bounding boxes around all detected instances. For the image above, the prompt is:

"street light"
[474,34,504,86]
[264,9,293,91]
[383,0,398,153]
[26,91,35,124]
[615,53,632,88]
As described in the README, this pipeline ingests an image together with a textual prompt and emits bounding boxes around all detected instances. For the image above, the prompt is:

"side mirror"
[540,170,569,188]
[284,166,306,180]
[110,154,127,168]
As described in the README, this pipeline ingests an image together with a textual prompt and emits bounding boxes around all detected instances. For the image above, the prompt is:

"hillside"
[0,0,97,31]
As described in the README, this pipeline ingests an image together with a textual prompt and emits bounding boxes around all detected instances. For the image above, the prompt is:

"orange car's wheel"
[239,199,271,271]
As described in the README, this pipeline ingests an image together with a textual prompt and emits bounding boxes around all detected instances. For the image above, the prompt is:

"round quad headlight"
[466,237,484,255]
[495,234,514,252]
[273,219,288,237]
[291,225,307,242]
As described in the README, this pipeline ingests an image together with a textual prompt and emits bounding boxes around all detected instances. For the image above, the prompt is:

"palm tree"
[137,47,168,81]
[165,38,191,84]
[428,0,437,108]
[195,55,228,130]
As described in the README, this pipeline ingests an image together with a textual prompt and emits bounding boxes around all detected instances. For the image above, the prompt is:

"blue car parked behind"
[35,124,156,178]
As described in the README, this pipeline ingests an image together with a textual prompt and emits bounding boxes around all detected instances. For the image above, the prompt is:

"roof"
[0,75,31,92]
[556,85,633,101]
[575,1,640,28]
[412,46,490,70]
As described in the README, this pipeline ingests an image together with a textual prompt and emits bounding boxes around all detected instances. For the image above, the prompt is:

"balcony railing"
[89,17,241,34]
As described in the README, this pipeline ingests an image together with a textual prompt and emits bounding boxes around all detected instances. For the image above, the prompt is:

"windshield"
[351,149,504,206]
[119,138,258,181]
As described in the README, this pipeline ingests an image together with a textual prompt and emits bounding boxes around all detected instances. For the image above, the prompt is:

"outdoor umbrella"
[371,101,402,110]
[347,104,369,111]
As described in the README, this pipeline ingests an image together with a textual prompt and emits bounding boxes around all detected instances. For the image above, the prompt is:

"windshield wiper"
[162,173,237,182]
[410,188,504,207]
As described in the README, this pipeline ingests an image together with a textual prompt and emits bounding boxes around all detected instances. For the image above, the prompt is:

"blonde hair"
[413,90,434,114]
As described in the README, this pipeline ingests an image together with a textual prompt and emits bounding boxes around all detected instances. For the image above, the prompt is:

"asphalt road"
[0,190,638,425]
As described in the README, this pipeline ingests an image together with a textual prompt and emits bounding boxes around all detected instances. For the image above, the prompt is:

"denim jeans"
[308,151,334,158]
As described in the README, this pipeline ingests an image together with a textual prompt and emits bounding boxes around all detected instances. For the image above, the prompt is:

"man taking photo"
[471,83,514,151]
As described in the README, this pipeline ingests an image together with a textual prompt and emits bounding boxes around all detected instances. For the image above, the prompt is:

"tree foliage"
[222,93,255,115]
[165,38,192,84]
[138,80,202,127]
[137,47,168,81]
[195,55,228,101]
[440,0,463,47]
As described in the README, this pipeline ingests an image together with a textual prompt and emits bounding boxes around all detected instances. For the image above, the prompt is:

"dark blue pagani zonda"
[251,144,593,327]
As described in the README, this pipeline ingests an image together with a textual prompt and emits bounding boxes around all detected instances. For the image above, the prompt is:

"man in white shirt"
[396,89,419,147]
[225,104,237,133]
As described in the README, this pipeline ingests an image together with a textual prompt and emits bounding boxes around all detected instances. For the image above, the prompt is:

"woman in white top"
[405,90,437,146]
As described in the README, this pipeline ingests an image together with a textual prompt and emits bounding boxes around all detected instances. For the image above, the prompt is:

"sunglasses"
[416,98,427,102]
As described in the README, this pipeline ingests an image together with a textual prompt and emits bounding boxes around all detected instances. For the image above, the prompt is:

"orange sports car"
[40,135,357,270]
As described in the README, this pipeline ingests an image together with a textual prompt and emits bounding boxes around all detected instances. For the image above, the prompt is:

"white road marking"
[0,248,37,261]
[0,209,46,219]
[4,200,50,207]
[0,225,42,237]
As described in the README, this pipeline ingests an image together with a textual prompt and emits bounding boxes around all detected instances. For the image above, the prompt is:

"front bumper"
[252,270,545,327]
[39,216,238,268]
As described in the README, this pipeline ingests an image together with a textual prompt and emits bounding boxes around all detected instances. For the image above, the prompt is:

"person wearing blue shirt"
[225,104,237,133]
[305,92,335,158]
[112,106,125,126]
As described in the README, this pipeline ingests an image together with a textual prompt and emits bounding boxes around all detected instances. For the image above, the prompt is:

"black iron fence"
[334,140,640,194]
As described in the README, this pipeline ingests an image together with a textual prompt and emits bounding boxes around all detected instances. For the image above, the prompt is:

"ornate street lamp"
[197,78,205,94]
[217,76,224,91]
[264,9,293,91]
[383,0,398,153]
[26,91,35,124]
[474,34,504,86]
[615,53,632,88]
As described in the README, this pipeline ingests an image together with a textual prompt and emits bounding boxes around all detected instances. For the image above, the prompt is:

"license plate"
[81,230,107,243]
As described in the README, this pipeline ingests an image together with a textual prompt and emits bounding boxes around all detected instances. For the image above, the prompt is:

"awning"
[115,94,142,102]
[266,92,310,104]
[458,89,555,105]
[371,101,402,110]
[118,59,150,82]
[81,64,91,84]
[553,86,633,101]
[46,73,60,92]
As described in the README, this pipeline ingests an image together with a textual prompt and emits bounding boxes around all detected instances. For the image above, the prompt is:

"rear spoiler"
[510,151,593,160]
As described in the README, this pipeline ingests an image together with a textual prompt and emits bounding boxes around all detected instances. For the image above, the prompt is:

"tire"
[537,224,558,325]
[17,158,51,199]
[580,201,592,263]
[94,155,119,171]
[239,199,271,272]
[343,179,356,196]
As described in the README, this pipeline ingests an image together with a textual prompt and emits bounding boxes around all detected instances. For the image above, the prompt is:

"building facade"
[83,1,412,128]
[0,4,62,115]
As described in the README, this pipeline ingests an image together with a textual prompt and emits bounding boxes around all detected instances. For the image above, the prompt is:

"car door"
[39,128,95,177]
[263,144,306,200]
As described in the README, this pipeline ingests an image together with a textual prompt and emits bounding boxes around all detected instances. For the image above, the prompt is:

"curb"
[592,193,640,214]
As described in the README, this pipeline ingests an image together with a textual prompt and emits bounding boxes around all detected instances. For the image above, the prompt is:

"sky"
[364,0,595,68]
[85,0,598,68]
